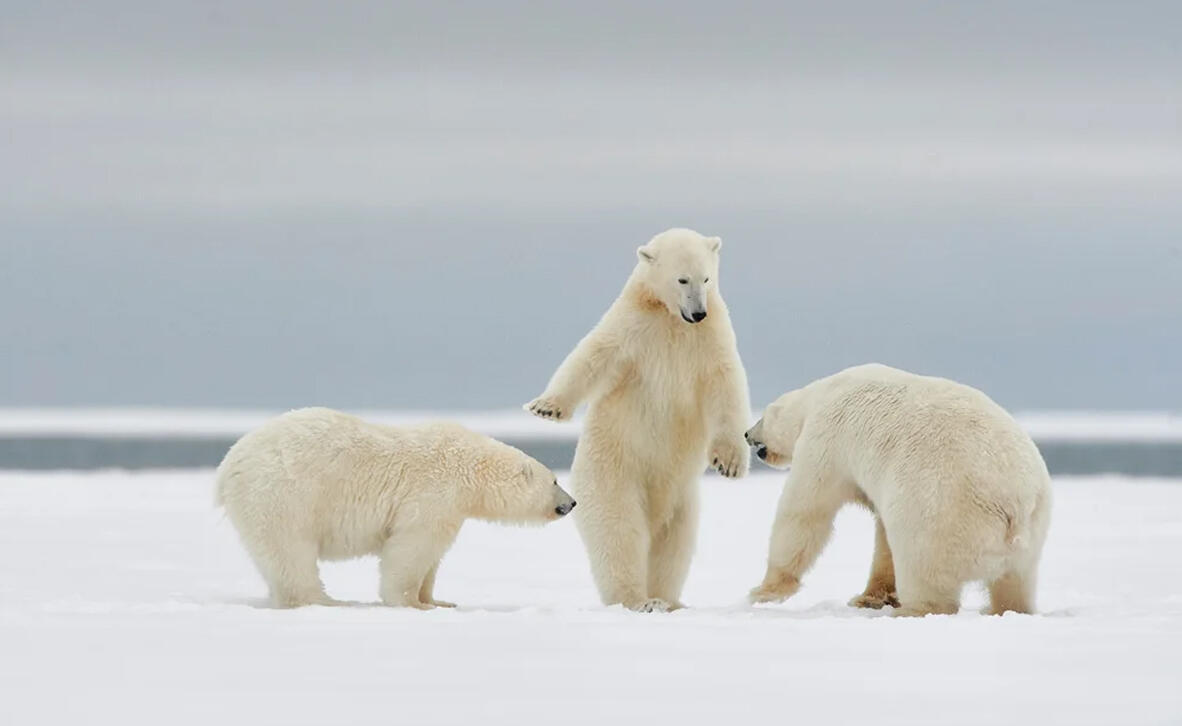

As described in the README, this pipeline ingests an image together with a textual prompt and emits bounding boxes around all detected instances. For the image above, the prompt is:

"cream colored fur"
[216,408,575,608]
[526,228,751,612]
[745,364,1052,616]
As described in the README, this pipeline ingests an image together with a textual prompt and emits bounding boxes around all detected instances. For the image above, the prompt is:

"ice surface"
[0,408,580,440]
[1015,411,1182,442]
[2,408,1181,441]
[1,471,1180,725]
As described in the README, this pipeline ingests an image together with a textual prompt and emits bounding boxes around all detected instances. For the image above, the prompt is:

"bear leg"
[892,559,962,617]
[647,496,698,608]
[254,540,333,608]
[987,564,1037,615]
[849,515,899,609]
[574,481,658,611]
[379,523,459,609]
[749,464,843,604]
[418,563,457,608]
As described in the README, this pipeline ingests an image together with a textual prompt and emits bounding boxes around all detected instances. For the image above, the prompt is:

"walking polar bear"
[216,408,576,608]
[526,228,751,612]
[745,364,1052,616]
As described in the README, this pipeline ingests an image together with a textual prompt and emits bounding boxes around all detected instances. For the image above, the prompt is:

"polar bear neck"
[621,276,722,331]
[450,448,549,525]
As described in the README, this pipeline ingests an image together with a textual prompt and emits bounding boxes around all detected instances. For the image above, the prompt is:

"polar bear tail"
[1004,485,1052,551]
[1003,509,1021,547]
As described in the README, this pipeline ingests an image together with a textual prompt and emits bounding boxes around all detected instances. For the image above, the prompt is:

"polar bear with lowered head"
[745,364,1052,616]
[216,408,575,608]
[526,228,751,612]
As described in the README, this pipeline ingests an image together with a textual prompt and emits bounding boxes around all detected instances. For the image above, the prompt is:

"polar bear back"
[216,408,446,558]
[810,365,1043,481]
[801,365,1050,554]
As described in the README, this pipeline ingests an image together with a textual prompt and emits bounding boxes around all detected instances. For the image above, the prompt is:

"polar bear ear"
[637,246,656,264]
[706,236,722,253]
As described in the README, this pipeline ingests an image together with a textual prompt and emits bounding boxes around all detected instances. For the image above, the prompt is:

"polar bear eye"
[678,278,688,285]
[703,277,710,283]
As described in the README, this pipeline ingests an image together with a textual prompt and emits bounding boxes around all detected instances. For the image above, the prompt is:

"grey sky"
[2,1,1179,411]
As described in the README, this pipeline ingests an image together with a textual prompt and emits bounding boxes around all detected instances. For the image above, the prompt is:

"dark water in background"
[2,436,1179,477]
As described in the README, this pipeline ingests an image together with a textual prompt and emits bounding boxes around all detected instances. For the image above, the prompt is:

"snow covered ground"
[2,471,1181,725]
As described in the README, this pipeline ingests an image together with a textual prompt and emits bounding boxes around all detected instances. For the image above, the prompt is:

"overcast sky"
[2,1,1179,411]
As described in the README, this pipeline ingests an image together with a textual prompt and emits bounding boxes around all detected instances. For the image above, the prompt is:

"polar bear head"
[745,389,807,469]
[635,228,722,324]
[464,438,576,524]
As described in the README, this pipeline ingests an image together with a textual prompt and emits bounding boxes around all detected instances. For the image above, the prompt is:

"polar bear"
[526,228,751,612]
[216,408,575,608]
[744,364,1052,616]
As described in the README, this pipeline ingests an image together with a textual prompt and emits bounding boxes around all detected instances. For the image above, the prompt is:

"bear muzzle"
[744,427,770,461]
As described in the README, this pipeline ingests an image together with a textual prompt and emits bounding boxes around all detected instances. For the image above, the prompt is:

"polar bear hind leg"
[573,464,661,611]
[892,555,962,617]
[247,538,334,608]
[849,515,900,609]
[647,495,698,609]
[987,561,1038,615]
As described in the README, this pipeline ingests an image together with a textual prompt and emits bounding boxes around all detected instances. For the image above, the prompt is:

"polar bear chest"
[586,341,710,463]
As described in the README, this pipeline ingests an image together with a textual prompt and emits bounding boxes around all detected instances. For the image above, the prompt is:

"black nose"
[555,502,575,516]
[756,446,768,460]
[691,311,707,322]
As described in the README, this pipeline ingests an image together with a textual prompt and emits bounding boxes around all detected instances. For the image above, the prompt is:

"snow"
[2,407,1182,442]
[2,471,1181,725]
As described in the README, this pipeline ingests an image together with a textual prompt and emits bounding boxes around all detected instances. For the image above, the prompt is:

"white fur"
[526,228,751,611]
[745,364,1052,616]
[216,408,574,608]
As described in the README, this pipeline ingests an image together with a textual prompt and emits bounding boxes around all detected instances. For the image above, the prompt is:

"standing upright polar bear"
[745,364,1053,616]
[526,228,751,612]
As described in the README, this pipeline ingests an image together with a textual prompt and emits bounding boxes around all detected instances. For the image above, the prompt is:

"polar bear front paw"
[710,437,749,479]
[525,395,571,422]
[748,571,801,604]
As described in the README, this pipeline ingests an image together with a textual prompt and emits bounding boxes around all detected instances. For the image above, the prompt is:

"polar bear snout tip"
[552,484,576,517]
[680,309,708,324]
[744,421,763,449]
[746,437,770,461]
[745,421,783,467]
